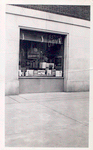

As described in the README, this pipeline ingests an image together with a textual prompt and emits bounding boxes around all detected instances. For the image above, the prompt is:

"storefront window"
[19,29,64,77]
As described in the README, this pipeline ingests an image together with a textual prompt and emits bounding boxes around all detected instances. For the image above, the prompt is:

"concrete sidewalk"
[5,92,89,147]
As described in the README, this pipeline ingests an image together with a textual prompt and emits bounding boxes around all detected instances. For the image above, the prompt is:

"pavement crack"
[8,96,20,103]
[37,101,88,127]
[18,95,30,100]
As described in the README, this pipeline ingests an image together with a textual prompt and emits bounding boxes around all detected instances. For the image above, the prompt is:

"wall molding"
[6,12,90,29]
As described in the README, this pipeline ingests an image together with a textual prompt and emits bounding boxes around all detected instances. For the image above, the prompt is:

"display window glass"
[19,29,64,77]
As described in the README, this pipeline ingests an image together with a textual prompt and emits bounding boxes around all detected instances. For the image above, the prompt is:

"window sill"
[19,76,64,79]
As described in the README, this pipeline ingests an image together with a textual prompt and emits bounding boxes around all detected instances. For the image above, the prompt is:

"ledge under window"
[19,76,64,79]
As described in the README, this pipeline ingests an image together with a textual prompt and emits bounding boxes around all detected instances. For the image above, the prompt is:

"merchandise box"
[48,63,54,69]
[51,69,56,76]
[47,70,52,76]
[38,70,45,75]
[39,62,47,69]
[33,70,38,76]
[26,70,34,76]
[46,63,49,68]
[21,72,24,76]
[56,71,62,77]
[18,70,22,76]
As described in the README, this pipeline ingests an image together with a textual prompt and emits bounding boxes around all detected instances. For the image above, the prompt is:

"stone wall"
[5,5,90,95]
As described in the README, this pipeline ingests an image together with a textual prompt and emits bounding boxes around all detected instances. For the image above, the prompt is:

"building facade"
[5,5,90,95]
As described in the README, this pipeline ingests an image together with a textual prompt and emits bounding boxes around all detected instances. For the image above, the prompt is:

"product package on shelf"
[48,63,54,69]
[51,69,56,76]
[21,71,25,76]
[33,70,38,76]
[18,70,22,76]
[25,71,28,76]
[39,62,47,69]
[47,70,52,76]
[56,71,62,77]
[38,70,45,76]
[46,63,49,68]
[26,70,34,76]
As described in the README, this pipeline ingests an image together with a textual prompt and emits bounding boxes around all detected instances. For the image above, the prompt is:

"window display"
[19,29,64,77]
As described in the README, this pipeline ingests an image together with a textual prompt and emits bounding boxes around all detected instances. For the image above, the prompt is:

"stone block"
[46,21,73,34]
[20,5,47,19]
[68,58,89,70]
[68,71,84,81]
[83,81,89,91]
[40,78,64,92]
[5,66,18,81]
[69,35,90,49]
[6,39,19,54]
[18,16,47,30]
[6,27,19,41]
[5,80,19,95]
[19,78,64,94]
[6,5,21,15]
[67,81,85,92]
[69,47,89,59]
[5,53,19,67]
[71,25,90,38]
[5,14,18,28]
[68,70,89,81]
[83,70,90,81]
